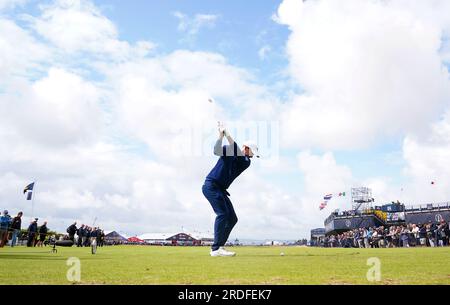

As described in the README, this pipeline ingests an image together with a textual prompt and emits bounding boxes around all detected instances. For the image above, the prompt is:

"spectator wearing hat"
[10,211,23,247]
[27,218,38,247]
[0,210,12,247]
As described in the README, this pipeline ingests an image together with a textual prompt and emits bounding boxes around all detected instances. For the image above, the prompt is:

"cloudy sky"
[1,0,450,240]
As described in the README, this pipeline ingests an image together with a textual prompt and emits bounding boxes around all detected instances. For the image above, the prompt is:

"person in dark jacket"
[36,221,48,247]
[76,224,85,247]
[10,211,23,247]
[67,222,77,242]
[27,219,38,247]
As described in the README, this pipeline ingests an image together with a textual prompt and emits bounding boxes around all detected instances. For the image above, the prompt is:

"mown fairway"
[0,246,449,285]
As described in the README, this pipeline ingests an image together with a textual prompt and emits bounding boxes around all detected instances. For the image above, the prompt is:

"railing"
[405,202,450,211]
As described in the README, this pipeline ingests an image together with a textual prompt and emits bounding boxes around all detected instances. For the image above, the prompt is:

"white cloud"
[27,0,154,59]
[0,0,27,10]
[258,45,271,60]
[294,151,355,229]
[275,0,450,150]
[0,19,50,83]
[402,112,450,204]
[1,68,104,148]
[173,11,218,41]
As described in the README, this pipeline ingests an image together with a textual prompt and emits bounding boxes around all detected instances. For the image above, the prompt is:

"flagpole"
[31,181,36,219]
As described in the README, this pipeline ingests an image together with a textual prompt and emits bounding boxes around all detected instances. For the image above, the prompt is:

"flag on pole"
[24,182,34,200]
[319,202,328,210]
[324,194,333,200]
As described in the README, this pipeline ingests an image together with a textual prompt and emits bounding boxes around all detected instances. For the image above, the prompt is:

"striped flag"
[324,194,332,200]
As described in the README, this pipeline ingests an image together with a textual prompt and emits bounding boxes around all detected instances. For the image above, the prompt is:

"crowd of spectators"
[318,221,449,248]
[0,210,106,248]
[0,210,52,247]
[66,222,106,247]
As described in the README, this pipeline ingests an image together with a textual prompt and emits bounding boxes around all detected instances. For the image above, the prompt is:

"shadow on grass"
[241,252,361,258]
[0,253,111,261]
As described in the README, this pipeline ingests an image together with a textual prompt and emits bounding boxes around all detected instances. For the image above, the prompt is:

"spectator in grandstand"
[10,211,23,247]
[27,218,38,247]
[0,210,12,247]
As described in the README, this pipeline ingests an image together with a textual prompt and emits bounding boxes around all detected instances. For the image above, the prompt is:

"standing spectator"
[419,224,427,247]
[367,228,373,248]
[363,228,369,248]
[426,224,433,247]
[411,224,419,247]
[10,212,23,247]
[371,229,379,248]
[378,227,386,248]
[436,221,447,247]
[27,218,38,247]
[86,227,93,246]
[400,226,410,247]
[430,221,438,247]
[354,229,362,248]
[0,210,12,247]
[36,221,48,247]
[99,230,105,247]
[66,222,77,242]
[77,224,85,247]
[444,221,450,247]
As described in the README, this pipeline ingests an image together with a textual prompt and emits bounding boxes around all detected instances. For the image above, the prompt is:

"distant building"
[104,231,128,244]
[138,232,214,246]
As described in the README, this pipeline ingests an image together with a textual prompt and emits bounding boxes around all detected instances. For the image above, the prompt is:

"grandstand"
[324,187,450,235]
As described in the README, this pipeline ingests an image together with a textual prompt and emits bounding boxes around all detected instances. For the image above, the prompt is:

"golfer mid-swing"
[202,124,259,257]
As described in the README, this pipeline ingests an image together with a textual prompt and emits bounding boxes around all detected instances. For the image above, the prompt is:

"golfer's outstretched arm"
[213,128,236,156]
[213,133,224,156]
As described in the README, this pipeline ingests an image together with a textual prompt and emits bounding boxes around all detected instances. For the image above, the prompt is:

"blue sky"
[1,0,450,239]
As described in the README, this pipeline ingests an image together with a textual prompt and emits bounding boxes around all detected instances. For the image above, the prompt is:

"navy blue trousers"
[202,181,238,251]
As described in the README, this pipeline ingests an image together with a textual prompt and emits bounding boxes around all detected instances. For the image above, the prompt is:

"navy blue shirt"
[206,141,251,190]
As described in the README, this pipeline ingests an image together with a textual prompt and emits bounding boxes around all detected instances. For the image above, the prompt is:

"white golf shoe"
[210,247,236,257]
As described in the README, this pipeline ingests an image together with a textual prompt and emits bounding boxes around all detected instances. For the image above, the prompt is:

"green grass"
[0,246,449,285]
